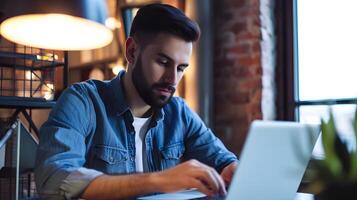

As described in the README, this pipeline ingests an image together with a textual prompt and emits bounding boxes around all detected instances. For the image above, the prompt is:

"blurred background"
[0,0,356,199]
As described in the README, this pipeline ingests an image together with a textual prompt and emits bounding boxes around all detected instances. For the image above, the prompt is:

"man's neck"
[122,72,152,117]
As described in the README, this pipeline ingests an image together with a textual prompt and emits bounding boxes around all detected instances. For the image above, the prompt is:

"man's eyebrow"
[157,53,189,67]
[157,53,174,62]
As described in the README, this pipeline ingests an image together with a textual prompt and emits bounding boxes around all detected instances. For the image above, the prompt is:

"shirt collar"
[110,70,130,116]
[110,70,165,124]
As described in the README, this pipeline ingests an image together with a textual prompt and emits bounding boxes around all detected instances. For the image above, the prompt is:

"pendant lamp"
[0,0,113,50]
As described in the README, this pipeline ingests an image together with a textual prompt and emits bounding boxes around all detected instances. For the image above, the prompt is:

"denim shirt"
[35,71,237,199]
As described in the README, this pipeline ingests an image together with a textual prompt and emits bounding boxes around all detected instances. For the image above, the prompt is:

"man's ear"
[125,37,137,64]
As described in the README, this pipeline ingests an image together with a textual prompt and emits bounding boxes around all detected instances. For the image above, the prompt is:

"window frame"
[276,0,357,122]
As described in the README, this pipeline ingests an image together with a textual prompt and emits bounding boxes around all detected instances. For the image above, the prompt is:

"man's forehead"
[143,35,192,63]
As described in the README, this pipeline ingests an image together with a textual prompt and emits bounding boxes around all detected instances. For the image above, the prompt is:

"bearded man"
[35,4,238,199]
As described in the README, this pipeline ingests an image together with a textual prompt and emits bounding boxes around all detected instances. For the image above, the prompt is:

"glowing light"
[36,53,59,61]
[105,17,121,30]
[45,83,54,90]
[0,14,113,50]
[42,83,54,100]
[112,64,125,75]
[25,71,34,80]
[43,92,53,100]
[89,68,104,80]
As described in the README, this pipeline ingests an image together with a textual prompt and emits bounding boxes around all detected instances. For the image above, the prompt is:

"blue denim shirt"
[35,71,237,199]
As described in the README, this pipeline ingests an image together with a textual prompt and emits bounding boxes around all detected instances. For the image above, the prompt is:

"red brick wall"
[213,0,263,155]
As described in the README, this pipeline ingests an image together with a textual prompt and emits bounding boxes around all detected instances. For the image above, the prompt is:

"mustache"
[152,83,176,93]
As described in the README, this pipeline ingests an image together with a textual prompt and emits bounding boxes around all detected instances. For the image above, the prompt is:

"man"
[35,4,238,199]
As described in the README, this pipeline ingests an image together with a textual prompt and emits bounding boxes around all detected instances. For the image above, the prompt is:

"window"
[294,0,357,157]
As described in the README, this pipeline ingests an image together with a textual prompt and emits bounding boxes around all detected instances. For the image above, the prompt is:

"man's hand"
[220,162,238,185]
[153,159,227,197]
[82,160,230,199]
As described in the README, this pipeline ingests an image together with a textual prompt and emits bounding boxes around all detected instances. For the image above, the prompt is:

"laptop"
[139,120,320,200]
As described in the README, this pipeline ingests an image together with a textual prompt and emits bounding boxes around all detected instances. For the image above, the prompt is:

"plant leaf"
[333,131,350,176]
[350,108,357,179]
[354,108,357,143]
[321,113,342,178]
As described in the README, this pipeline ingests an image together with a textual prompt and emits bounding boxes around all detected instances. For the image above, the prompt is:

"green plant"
[308,108,357,196]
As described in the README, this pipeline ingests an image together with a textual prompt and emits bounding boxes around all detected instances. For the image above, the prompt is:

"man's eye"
[157,59,168,66]
[177,66,186,72]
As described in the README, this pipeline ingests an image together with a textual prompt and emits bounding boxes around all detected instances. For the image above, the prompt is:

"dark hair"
[129,4,200,42]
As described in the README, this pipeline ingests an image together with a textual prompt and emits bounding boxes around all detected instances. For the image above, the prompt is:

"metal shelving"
[0,36,68,199]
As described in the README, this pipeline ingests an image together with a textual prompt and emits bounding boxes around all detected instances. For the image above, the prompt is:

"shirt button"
[109,157,114,162]
[130,157,134,161]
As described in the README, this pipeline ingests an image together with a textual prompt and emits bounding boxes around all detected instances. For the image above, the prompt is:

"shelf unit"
[0,37,68,199]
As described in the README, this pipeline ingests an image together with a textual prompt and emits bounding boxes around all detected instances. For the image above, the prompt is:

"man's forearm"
[81,172,161,199]
[81,159,228,199]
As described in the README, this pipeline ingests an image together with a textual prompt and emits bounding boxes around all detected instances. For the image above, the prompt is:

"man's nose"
[163,66,177,85]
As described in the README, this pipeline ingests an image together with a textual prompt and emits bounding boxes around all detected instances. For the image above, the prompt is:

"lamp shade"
[0,0,113,50]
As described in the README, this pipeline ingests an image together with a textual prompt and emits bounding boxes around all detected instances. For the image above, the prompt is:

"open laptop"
[139,120,320,200]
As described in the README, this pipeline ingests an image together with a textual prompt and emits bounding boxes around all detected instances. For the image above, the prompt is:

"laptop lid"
[139,120,320,200]
[226,120,320,200]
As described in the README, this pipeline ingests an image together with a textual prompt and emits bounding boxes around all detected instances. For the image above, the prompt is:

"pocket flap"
[94,145,128,164]
[161,144,185,160]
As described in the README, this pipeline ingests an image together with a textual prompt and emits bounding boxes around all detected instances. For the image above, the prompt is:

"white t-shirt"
[132,116,151,172]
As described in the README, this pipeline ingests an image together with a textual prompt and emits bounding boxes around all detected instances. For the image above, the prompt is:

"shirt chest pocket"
[93,145,129,174]
[160,143,185,170]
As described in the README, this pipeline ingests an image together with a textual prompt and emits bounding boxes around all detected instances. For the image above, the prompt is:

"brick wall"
[213,0,276,155]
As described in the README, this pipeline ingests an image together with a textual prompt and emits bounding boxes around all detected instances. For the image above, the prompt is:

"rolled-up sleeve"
[35,84,98,199]
[60,167,103,199]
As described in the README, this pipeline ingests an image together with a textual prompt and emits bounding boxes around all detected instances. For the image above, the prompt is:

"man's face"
[131,33,192,108]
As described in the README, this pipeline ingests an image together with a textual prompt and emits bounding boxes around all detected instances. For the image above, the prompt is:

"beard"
[132,54,176,108]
